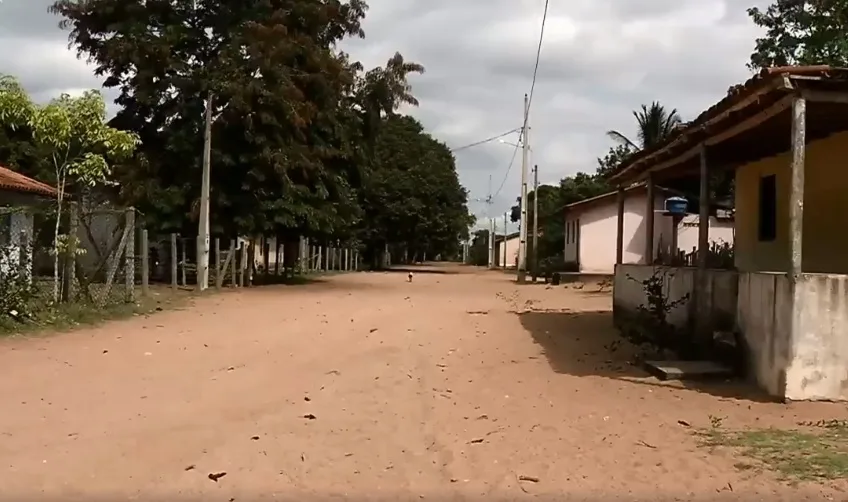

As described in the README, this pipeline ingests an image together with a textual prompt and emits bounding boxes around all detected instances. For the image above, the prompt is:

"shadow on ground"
[384,266,458,275]
[517,309,775,403]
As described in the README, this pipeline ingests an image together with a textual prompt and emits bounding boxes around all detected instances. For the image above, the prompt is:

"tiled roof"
[609,65,848,182]
[0,165,57,197]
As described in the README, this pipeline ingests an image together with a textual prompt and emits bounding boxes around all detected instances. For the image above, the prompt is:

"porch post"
[698,145,710,269]
[789,97,806,278]
[615,186,625,264]
[644,174,655,264]
[696,145,711,343]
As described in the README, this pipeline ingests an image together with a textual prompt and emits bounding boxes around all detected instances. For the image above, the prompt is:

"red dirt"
[0,265,845,501]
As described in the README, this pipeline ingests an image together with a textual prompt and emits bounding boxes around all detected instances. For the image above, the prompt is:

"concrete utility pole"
[487,218,495,268]
[517,93,530,283]
[197,91,213,291]
[503,212,508,268]
[532,164,539,281]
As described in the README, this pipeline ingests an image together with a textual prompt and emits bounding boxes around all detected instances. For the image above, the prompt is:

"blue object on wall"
[664,196,688,215]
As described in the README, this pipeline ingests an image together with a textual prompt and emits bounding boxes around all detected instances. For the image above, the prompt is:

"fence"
[0,203,149,326]
[147,234,361,289]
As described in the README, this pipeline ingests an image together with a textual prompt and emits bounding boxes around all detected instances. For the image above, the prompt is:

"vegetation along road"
[1,265,847,500]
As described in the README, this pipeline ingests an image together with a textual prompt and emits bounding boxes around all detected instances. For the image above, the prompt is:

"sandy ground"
[0,265,846,501]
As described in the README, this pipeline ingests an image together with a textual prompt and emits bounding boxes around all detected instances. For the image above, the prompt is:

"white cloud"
[0,0,773,229]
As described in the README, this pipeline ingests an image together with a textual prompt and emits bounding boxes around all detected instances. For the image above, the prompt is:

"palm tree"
[606,102,682,150]
[357,52,425,141]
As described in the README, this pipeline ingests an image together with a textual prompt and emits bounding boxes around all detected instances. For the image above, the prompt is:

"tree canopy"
[359,115,473,262]
[748,0,848,70]
[33,0,471,263]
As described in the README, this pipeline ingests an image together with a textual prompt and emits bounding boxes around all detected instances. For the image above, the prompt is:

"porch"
[608,66,848,401]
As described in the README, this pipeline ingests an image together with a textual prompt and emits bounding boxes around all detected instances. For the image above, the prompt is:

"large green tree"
[606,102,682,150]
[360,115,472,264]
[47,0,472,268]
[50,0,370,239]
[747,0,848,70]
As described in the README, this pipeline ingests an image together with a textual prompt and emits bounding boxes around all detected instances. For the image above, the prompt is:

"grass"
[0,285,192,337]
[696,419,848,482]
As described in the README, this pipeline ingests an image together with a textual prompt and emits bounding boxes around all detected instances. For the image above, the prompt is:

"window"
[758,174,777,242]
[566,221,571,244]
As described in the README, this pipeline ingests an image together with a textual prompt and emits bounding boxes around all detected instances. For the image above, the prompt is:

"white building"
[563,184,734,274]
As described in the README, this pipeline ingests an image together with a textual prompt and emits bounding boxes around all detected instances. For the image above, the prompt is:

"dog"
[407,272,414,282]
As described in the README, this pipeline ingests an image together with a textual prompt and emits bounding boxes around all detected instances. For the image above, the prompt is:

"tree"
[51,0,371,239]
[747,0,848,71]
[607,102,682,150]
[0,76,138,301]
[596,143,634,178]
[359,115,472,265]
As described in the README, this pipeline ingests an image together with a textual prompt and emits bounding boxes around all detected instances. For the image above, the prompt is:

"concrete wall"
[674,215,735,256]
[0,211,34,278]
[615,266,848,401]
[788,274,848,400]
[612,264,737,331]
[735,131,848,274]
[736,272,792,398]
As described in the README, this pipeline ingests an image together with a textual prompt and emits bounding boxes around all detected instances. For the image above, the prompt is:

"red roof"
[0,165,57,197]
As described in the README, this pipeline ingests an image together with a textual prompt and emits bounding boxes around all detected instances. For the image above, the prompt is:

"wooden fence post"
[247,238,255,286]
[141,228,149,297]
[230,239,237,287]
[214,237,221,288]
[180,238,187,287]
[124,208,135,302]
[274,239,281,276]
[170,233,178,289]
[238,242,245,287]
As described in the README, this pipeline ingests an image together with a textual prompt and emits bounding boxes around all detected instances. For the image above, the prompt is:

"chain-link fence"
[0,203,148,325]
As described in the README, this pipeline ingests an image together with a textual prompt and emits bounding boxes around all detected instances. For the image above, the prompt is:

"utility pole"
[517,94,530,283]
[503,212,508,268]
[487,218,495,268]
[196,91,213,291]
[532,164,539,281]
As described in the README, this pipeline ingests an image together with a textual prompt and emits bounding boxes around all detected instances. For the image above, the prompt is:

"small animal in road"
[407,272,414,282]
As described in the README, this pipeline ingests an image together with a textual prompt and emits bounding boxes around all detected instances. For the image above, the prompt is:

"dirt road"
[0,266,845,500]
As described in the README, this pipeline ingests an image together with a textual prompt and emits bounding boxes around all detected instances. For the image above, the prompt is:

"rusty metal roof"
[609,65,848,182]
[0,165,57,197]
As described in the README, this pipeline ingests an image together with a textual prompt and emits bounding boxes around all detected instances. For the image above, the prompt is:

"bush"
[621,269,696,358]
[0,243,40,323]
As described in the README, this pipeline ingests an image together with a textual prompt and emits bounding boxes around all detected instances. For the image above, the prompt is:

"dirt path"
[0,266,845,500]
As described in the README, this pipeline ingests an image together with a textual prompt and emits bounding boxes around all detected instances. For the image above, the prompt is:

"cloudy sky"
[0,0,769,228]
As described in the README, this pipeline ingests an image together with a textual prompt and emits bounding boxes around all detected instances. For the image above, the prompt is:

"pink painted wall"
[564,193,734,274]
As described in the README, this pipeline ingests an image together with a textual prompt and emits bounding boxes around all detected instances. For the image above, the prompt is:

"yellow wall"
[735,131,848,273]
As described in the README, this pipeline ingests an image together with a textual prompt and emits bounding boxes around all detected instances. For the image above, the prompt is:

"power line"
[491,131,522,199]
[450,128,521,152]
[525,0,549,121]
[488,0,549,202]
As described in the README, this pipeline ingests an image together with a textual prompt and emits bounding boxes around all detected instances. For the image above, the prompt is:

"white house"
[563,183,734,274]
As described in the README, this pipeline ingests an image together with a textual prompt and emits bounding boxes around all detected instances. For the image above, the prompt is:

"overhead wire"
[490,0,550,201]
[450,128,522,152]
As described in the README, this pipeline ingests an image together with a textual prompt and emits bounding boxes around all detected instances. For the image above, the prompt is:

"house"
[0,165,57,275]
[495,232,519,268]
[608,65,848,401]
[563,184,734,274]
